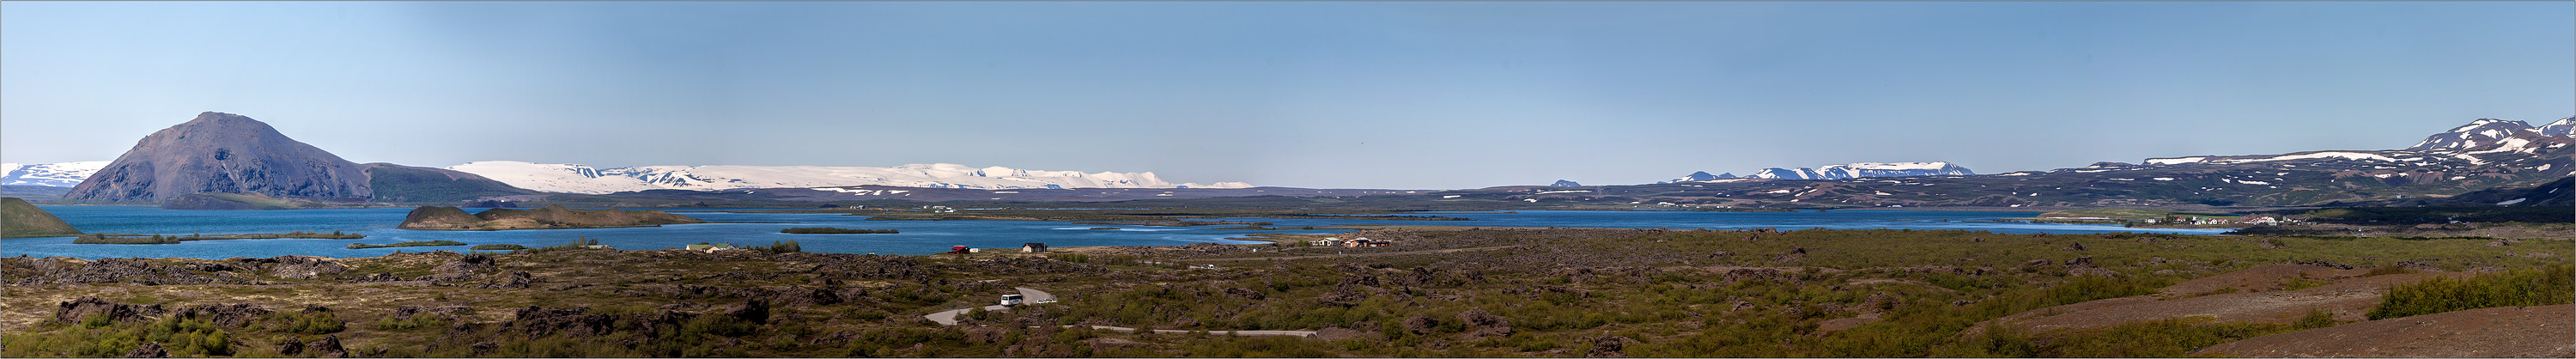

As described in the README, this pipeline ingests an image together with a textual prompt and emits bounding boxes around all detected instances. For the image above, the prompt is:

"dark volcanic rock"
[54,296,167,325]
[122,341,169,358]
[398,206,481,231]
[307,335,349,358]
[231,255,348,279]
[393,305,474,320]
[174,303,273,328]
[1586,336,1637,358]
[726,298,771,324]
[508,307,617,338]
[64,112,374,204]
[5,257,239,285]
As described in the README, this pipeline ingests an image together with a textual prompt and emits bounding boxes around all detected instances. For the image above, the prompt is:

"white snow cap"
[0,161,112,186]
[446,161,1250,194]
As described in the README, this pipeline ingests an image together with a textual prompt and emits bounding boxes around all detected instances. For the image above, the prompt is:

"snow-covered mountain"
[2146,117,2571,167]
[0,161,110,187]
[2534,116,2573,137]
[1660,171,1737,183]
[442,161,1253,194]
[1730,162,1975,180]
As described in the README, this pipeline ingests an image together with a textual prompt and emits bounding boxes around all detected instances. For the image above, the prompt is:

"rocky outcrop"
[53,296,167,325]
[230,256,348,280]
[122,342,169,358]
[276,335,348,358]
[397,205,706,230]
[174,303,274,328]
[504,306,703,339]
[3,257,242,285]
[65,113,374,204]
[2,197,82,238]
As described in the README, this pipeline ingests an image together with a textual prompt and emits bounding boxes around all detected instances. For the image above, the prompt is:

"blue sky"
[4,2,2570,189]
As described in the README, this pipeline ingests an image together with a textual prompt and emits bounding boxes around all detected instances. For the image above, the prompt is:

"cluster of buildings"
[1309,237,1390,247]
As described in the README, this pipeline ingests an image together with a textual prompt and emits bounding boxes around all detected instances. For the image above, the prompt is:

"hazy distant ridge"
[444,161,1255,194]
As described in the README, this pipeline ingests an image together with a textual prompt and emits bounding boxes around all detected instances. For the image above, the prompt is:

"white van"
[1000,294,1025,307]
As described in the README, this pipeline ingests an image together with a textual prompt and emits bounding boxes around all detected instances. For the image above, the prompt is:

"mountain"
[1662,171,1736,183]
[57,113,540,205]
[1,161,110,187]
[1449,117,2571,208]
[2369,174,2573,207]
[2,197,82,238]
[362,163,538,203]
[1752,167,1824,180]
[64,113,375,204]
[1549,180,1583,187]
[2536,116,2574,137]
[442,161,1253,194]
[1730,162,1976,180]
[2403,119,2555,152]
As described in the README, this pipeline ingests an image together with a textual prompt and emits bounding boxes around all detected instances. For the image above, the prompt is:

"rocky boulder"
[54,296,167,325]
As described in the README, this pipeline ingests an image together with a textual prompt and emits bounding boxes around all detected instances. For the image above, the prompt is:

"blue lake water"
[3,207,2229,259]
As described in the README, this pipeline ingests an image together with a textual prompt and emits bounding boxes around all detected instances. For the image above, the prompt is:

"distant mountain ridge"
[1662,171,1736,183]
[54,113,537,205]
[441,161,1255,195]
[1671,161,1975,182]
[0,161,108,187]
[17,113,1258,198]
[1479,117,2573,208]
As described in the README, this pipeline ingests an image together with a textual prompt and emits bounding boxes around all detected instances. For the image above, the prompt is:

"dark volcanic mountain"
[65,113,373,204]
[61,113,538,205]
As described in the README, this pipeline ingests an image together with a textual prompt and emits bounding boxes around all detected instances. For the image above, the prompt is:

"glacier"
[0,161,110,187]
[1726,161,1975,180]
[443,161,1252,194]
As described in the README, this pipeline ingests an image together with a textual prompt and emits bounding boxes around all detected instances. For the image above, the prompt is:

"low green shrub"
[2369,265,2575,319]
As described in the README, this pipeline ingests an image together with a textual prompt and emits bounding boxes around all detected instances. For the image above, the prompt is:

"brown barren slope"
[2194,304,2575,357]
[1983,265,2484,333]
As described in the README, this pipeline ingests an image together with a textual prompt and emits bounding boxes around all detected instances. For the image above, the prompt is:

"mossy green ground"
[4,228,2567,357]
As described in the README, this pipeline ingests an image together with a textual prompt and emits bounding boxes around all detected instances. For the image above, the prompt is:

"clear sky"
[4,2,2570,189]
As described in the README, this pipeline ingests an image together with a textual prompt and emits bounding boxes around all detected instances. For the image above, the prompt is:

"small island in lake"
[398,205,708,230]
[70,231,364,244]
[779,228,898,234]
[346,240,466,249]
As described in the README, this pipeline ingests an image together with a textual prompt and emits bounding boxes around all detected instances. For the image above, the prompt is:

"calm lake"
[3,207,2230,259]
